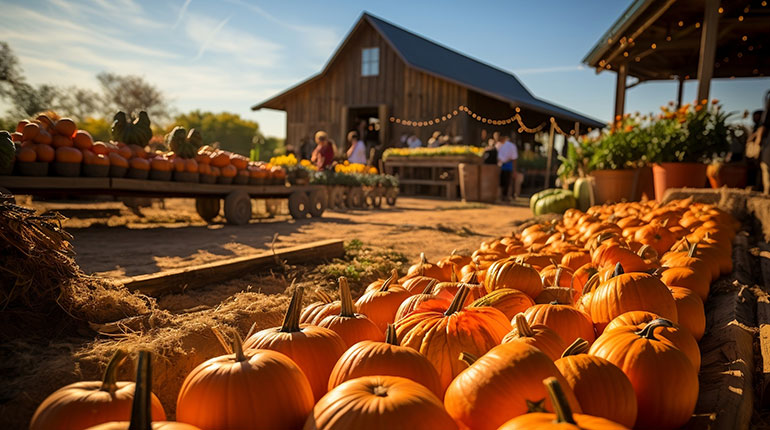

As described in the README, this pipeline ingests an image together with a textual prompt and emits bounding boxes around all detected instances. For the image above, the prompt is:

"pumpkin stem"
[450,269,457,283]
[420,252,428,264]
[385,324,398,345]
[338,277,356,318]
[553,267,563,288]
[635,318,675,340]
[688,242,699,258]
[612,262,624,278]
[421,279,438,295]
[280,284,303,333]
[512,313,534,337]
[462,271,479,284]
[378,270,397,292]
[99,349,128,393]
[560,338,589,358]
[231,330,247,362]
[458,352,478,367]
[637,244,658,260]
[128,350,152,430]
[315,289,333,304]
[444,284,469,316]
[543,377,577,424]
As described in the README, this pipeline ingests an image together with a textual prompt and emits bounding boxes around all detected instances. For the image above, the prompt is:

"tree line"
[0,41,283,160]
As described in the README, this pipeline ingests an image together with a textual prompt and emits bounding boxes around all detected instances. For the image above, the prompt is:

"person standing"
[346,130,367,165]
[496,133,518,202]
[406,133,422,148]
[311,130,335,170]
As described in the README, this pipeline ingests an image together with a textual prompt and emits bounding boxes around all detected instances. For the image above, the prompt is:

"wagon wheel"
[224,190,252,225]
[346,187,364,208]
[365,189,382,209]
[332,187,346,210]
[288,191,310,219]
[385,187,398,206]
[195,197,220,222]
[308,188,327,217]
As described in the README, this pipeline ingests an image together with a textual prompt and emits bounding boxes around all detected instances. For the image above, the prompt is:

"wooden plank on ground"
[0,175,110,191]
[109,178,296,197]
[121,239,345,296]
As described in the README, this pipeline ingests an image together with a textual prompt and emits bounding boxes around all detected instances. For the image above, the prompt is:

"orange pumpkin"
[150,157,172,172]
[73,130,94,150]
[184,158,198,173]
[404,252,449,281]
[633,223,675,256]
[17,146,37,162]
[400,275,438,295]
[30,350,166,430]
[306,375,456,430]
[668,286,705,341]
[108,152,129,168]
[209,151,231,168]
[328,325,443,398]
[176,331,314,429]
[394,280,443,321]
[34,143,56,162]
[92,142,110,155]
[555,339,637,428]
[444,342,582,430]
[591,243,651,272]
[589,319,698,429]
[395,285,511,391]
[83,351,198,430]
[116,144,132,160]
[469,288,534,320]
[23,122,40,141]
[484,258,543,298]
[588,264,678,333]
[54,118,77,137]
[56,146,82,163]
[299,289,340,325]
[318,277,384,347]
[128,144,147,159]
[34,128,52,145]
[244,286,347,402]
[52,134,74,148]
[524,302,595,345]
[658,265,710,302]
[502,313,567,361]
[130,157,150,171]
[355,270,412,332]
[220,163,237,178]
[496,377,627,430]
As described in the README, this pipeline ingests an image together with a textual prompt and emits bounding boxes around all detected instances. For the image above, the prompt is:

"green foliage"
[172,110,263,156]
[320,240,407,282]
[261,136,286,161]
[78,117,112,142]
[646,101,732,163]
[310,170,399,187]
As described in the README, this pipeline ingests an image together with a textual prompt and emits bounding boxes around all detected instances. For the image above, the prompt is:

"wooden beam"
[121,239,346,296]
[602,0,678,66]
[544,121,555,188]
[613,63,628,127]
[697,0,720,102]
[677,77,685,108]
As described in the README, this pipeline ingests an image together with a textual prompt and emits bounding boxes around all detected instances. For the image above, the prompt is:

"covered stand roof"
[583,0,770,81]
[254,12,605,130]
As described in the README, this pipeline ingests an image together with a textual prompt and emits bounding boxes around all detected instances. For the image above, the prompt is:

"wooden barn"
[252,12,604,152]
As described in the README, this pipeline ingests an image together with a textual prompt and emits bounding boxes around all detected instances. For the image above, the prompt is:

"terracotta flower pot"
[590,168,636,204]
[706,163,747,189]
[652,162,707,201]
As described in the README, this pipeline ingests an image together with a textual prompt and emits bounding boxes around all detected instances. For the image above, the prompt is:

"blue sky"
[1,0,768,138]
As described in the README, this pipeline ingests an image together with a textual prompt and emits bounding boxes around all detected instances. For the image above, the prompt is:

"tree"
[171,111,263,156]
[78,117,112,142]
[0,41,60,118]
[0,41,23,94]
[57,86,100,121]
[260,136,286,161]
[97,72,170,120]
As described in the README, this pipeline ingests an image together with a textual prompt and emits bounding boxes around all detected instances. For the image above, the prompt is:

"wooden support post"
[613,63,628,128]
[545,120,555,188]
[676,77,685,108]
[697,0,720,102]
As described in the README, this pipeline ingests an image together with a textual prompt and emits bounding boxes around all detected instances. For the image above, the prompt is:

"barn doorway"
[344,105,388,166]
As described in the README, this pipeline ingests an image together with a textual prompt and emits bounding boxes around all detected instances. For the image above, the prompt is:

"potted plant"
[647,100,731,200]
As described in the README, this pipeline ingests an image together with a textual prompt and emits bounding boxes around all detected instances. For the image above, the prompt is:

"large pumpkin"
[554,339,637,428]
[176,331,314,429]
[484,258,543,298]
[469,288,534,320]
[496,377,628,430]
[588,264,678,333]
[318,277,384,347]
[502,313,567,361]
[524,301,595,345]
[589,319,698,429]
[327,324,442,398]
[30,350,166,430]
[444,342,582,430]
[304,375,456,430]
[395,285,511,390]
[355,271,412,332]
[83,351,199,430]
[244,286,347,401]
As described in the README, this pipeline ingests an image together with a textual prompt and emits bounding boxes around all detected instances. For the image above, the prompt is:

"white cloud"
[174,0,192,29]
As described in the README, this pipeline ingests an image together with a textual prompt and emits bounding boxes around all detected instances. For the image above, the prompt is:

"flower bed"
[382,145,483,161]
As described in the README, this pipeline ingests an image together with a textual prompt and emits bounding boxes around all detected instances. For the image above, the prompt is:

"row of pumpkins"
[29,197,734,430]
[2,113,286,183]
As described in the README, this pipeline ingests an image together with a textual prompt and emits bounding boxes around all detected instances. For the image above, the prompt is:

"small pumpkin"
[54,118,77,137]
[73,130,94,150]
[668,286,705,341]
[56,146,83,163]
[327,324,443,398]
[52,134,74,148]
[502,313,567,361]
[484,258,543,298]
[244,286,347,401]
[318,277,384,347]
[524,302,595,345]
[150,157,172,172]
[394,279,445,321]
[305,375,456,430]
[108,152,129,168]
[299,289,340,325]
[496,377,627,430]
[469,288,534,320]
[404,252,448,281]
[35,143,56,162]
[355,270,412,332]
[17,146,37,162]
[400,275,439,295]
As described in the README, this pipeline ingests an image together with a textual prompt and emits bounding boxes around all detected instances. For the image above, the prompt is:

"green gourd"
[572,177,594,211]
[110,111,153,148]
[0,131,15,175]
[165,127,202,159]
[530,189,576,216]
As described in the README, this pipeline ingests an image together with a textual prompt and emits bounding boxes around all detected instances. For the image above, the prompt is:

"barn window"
[361,47,379,76]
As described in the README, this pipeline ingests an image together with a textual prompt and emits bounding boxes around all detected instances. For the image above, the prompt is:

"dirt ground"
[19,195,533,278]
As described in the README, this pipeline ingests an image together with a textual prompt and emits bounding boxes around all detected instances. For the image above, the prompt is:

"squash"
[244,286,347,402]
[55,146,83,164]
[530,188,576,216]
[305,375,456,430]
[110,111,153,148]
[31,350,166,430]
[444,342,582,430]
[165,127,201,159]
[176,330,314,429]
[0,131,15,172]
[327,325,443,398]
[317,277,384,347]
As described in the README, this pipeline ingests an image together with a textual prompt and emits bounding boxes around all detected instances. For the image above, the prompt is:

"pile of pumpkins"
[29,198,734,430]
[2,112,286,185]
